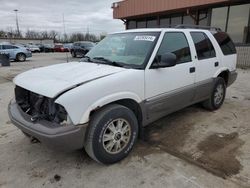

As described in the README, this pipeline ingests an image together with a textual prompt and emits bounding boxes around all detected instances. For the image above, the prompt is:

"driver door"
[144,31,196,123]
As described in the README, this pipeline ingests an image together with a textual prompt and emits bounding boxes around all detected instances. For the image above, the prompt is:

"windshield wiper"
[80,55,93,62]
[93,57,124,67]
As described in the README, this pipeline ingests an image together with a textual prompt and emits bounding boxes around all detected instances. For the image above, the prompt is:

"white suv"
[9,27,237,164]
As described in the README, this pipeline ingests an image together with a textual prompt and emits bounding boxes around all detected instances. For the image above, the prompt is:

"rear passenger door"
[190,32,219,101]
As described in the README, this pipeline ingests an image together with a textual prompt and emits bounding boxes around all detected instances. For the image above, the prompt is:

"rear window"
[213,32,236,55]
[191,32,216,60]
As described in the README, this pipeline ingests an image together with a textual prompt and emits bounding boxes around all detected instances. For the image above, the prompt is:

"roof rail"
[175,24,221,31]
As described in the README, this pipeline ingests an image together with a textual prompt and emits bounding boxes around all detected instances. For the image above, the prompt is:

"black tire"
[85,104,138,164]
[16,53,26,62]
[71,51,76,58]
[202,77,226,110]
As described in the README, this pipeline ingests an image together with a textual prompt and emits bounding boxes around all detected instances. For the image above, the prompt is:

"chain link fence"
[236,46,250,68]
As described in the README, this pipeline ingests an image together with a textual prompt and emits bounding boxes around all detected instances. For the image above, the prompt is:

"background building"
[112,0,250,45]
[0,37,54,45]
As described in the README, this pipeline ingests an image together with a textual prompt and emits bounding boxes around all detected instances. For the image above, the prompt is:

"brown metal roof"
[113,0,231,19]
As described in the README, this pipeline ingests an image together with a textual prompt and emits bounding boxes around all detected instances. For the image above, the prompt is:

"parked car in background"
[71,41,95,57]
[54,43,69,52]
[63,43,73,52]
[38,44,54,53]
[0,43,32,62]
[27,44,40,53]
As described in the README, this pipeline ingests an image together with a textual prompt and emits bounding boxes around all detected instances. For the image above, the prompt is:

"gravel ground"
[0,53,250,188]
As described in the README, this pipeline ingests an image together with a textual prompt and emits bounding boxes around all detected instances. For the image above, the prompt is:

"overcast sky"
[0,0,124,35]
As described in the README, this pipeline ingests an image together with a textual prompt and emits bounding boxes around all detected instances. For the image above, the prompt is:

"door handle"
[215,62,219,67]
[190,67,195,73]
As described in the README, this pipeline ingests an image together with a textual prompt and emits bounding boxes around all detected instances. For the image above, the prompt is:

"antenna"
[62,13,69,63]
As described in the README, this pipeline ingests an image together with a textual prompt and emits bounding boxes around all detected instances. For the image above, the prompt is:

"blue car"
[0,43,32,62]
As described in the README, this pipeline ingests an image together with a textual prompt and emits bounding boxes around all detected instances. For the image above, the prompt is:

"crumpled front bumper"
[8,99,88,151]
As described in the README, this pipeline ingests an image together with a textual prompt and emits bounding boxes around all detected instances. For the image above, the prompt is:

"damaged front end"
[15,86,70,125]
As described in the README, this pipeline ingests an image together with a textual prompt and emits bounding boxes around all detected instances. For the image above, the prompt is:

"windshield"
[81,42,94,47]
[85,32,160,69]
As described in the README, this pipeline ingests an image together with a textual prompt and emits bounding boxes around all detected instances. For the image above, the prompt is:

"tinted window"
[160,17,170,28]
[127,20,136,29]
[191,32,216,60]
[2,45,17,49]
[211,7,228,31]
[157,32,191,64]
[183,15,194,25]
[198,10,209,26]
[227,4,250,43]
[171,16,182,27]
[213,32,236,55]
[147,19,158,28]
[137,20,146,28]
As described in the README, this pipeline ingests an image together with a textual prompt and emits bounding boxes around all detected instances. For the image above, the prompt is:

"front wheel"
[202,77,226,110]
[85,104,138,164]
[16,53,26,62]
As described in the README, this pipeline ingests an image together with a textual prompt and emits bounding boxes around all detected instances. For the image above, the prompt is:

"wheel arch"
[214,68,229,86]
[16,52,26,60]
[77,92,144,137]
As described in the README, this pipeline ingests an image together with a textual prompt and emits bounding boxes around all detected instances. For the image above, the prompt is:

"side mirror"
[151,52,177,69]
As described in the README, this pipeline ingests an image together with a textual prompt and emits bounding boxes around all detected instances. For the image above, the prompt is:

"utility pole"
[14,9,20,37]
[62,13,69,62]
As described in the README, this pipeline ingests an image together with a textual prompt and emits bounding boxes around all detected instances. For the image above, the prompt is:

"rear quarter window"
[213,32,236,55]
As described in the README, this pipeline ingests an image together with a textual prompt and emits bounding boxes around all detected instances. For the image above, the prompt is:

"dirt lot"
[0,53,250,188]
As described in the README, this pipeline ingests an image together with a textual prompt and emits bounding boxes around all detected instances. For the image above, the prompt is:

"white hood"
[14,62,126,98]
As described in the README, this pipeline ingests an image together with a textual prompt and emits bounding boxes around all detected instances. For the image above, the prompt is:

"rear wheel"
[202,77,226,110]
[16,53,26,62]
[85,104,138,164]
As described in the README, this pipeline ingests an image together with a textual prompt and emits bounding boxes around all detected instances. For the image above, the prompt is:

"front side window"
[2,45,15,50]
[86,32,160,69]
[156,32,191,64]
[191,32,216,60]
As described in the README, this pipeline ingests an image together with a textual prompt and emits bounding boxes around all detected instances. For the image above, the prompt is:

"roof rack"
[175,24,221,32]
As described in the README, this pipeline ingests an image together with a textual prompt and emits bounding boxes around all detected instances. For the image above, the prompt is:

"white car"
[27,44,40,53]
[9,26,237,164]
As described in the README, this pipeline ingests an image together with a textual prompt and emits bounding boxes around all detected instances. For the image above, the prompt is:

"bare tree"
[49,30,59,41]
[25,30,41,39]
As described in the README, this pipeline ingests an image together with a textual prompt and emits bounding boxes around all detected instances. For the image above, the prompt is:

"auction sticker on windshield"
[134,36,156,42]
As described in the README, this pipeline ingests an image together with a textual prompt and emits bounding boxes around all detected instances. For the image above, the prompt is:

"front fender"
[55,69,144,125]
[79,92,141,124]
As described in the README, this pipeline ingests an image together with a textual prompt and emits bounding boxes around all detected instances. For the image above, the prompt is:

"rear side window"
[213,32,236,55]
[157,32,191,64]
[2,45,17,49]
[191,32,216,60]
